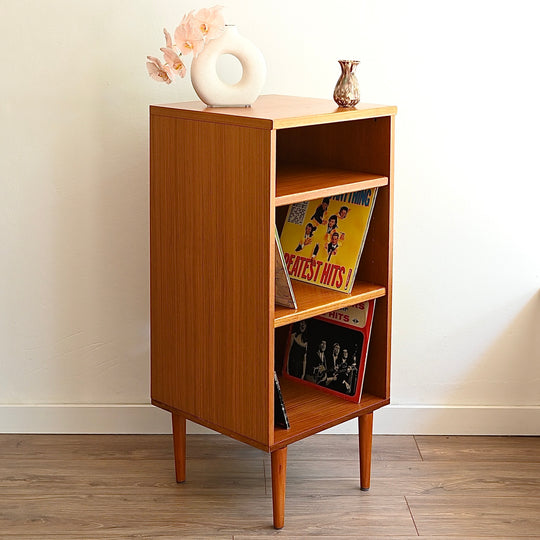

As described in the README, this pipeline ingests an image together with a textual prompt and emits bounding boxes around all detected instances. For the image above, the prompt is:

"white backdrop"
[1,0,539,434]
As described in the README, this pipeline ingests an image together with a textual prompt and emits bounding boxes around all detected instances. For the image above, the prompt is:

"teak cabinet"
[150,95,396,528]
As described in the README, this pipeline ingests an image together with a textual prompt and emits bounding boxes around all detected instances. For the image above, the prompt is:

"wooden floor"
[0,434,539,539]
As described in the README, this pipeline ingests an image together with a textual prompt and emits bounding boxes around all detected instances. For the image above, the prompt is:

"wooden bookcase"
[150,95,396,528]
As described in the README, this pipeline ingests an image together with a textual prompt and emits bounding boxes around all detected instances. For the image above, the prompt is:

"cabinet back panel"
[276,118,391,174]
[150,114,274,446]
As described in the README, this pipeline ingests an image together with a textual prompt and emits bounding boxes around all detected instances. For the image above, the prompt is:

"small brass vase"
[333,60,360,108]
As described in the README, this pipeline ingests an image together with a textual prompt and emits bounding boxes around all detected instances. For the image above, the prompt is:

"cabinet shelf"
[272,376,389,449]
[274,280,386,327]
[275,164,388,207]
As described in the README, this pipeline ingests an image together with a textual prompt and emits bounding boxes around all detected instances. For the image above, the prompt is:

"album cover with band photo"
[282,300,375,403]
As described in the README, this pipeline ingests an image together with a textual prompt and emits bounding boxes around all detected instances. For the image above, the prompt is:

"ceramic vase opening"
[216,54,243,86]
[190,25,266,108]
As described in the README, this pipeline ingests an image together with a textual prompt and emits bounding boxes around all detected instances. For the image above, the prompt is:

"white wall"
[1,0,539,434]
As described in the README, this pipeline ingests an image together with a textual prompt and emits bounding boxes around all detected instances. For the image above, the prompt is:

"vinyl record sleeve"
[283,300,375,403]
[279,189,377,293]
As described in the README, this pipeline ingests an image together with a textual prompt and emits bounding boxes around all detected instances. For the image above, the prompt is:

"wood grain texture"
[276,116,394,401]
[359,413,374,490]
[370,460,540,497]
[1,434,538,537]
[275,164,387,207]
[270,447,287,529]
[152,400,273,452]
[0,434,175,460]
[151,95,397,130]
[279,459,540,497]
[415,435,540,462]
[150,96,396,527]
[0,433,420,462]
[285,434,422,462]
[272,379,388,449]
[354,116,394,400]
[150,113,274,447]
[236,537,531,540]
[407,495,540,537]
[273,280,386,328]
[0,493,416,538]
[172,413,186,482]
[0,458,266,496]
[151,97,396,457]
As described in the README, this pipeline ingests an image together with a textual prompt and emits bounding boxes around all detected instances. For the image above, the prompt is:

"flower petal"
[160,47,187,77]
[163,28,173,49]
[193,5,225,39]
[146,56,173,83]
[174,19,204,56]
[147,55,163,69]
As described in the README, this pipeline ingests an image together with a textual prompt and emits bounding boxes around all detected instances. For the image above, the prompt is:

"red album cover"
[282,300,375,403]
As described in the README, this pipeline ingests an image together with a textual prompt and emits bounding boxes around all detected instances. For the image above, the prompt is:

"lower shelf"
[272,376,389,450]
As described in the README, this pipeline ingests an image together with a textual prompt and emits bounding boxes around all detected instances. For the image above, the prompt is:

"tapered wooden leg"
[172,413,186,483]
[358,412,373,491]
[271,446,287,529]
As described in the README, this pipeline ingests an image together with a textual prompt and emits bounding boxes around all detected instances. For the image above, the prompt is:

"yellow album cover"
[279,189,377,293]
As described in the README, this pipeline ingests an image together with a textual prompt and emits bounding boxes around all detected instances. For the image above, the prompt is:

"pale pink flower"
[174,12,204,56]
[160,47,187,78]
[193,5,225,40]
[146,56,173,84]
[146,5,228,84]
[163,27,174,49]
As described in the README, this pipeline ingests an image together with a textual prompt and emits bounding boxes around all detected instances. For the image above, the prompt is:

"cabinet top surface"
[150,94,396,129]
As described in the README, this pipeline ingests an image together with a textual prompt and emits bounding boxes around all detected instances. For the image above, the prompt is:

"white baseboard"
[336,404,540,436]
[0,404,173,434]
[0,404,538,435]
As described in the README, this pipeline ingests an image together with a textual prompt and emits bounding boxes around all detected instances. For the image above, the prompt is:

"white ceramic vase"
[190,25,266,107]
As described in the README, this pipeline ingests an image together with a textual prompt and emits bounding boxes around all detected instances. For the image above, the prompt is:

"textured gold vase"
[333,60,360,108]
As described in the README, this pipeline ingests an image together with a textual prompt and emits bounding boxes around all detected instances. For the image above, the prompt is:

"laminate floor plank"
[1,434,538,537]
[285,434,421,462]
[0,434,174,461]
[0,434,420,462]
[0,493,414,538]
[273,459,540,497]
[0,531,231,540]
[371,460,540,497]
[0,458,266,495]
[407,495,540,537]
[0,493,259,538]
[0,434,267,462]
[235,537,530,540]
[415,435,540,462]
[185,435,269,460]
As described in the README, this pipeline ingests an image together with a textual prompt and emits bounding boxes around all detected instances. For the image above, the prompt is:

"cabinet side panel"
[359,116,394,399]
[150,114,273,446]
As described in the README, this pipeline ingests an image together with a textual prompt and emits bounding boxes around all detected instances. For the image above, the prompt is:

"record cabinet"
[150,95,396,528]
